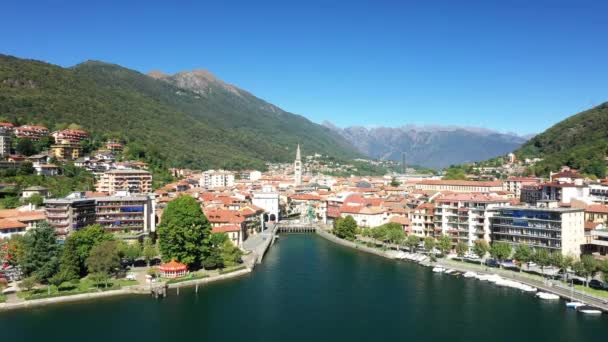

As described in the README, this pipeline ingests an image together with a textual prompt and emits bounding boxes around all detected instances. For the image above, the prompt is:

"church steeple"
[294,144,302,186]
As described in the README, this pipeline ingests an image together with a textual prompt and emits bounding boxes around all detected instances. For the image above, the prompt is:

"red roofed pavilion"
[159,260,188,279]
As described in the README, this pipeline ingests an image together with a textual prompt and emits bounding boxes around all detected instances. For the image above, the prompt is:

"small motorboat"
[463,271,477,278]
[444,269,454,274]
[565,302,585,309]
[536,292,560,300]
[432,267,445,273]
[577,306,602,315]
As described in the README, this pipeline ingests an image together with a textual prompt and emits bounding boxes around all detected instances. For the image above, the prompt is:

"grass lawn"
[0,294,6,303]
[17,277,138,300]
[575,285,608,299]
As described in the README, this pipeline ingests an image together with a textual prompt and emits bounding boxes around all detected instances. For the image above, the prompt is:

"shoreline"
[0,266,253,312]
[315,228,608,313]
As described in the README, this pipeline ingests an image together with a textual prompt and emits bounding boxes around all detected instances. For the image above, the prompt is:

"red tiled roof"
[586,205,608,214]
[212,224,241,233]
[418,180,502,187]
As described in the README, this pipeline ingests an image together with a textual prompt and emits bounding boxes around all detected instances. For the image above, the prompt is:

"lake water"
[2,234,607,341]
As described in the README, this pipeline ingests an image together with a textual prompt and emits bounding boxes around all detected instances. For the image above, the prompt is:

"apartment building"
[14,125,49,140]
[503,177,541,198]
[45,193,96,238]
[50,140,83,160]
[415,180,503,193]
[51,129,89,142]
[92,193,156,239]
[433,193,511,248]
[489,201,585,257]
[0,127,11,157]
[200,170,235,188]
[409,203,435,237]
[96,169,153,195]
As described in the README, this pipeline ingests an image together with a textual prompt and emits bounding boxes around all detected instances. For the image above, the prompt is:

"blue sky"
[2,0,607,135]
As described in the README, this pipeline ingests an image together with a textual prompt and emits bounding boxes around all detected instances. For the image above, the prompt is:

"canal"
[2,234,607,341]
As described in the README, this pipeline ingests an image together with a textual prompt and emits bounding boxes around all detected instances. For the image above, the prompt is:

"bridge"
[276,221,318,233]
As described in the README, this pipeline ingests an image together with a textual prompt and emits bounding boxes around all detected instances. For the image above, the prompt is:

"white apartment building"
[490,201,585,257]
[96,169,153,195]
[0,128,11,157]
[200,170,235,188]
[433,193,511,248]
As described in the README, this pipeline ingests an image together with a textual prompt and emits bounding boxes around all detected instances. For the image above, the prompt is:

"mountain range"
[0,54,359,170]
[324,123,529,169]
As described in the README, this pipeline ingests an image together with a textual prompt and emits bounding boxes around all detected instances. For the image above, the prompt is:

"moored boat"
[577,306,602,315]
[536,292,560,300]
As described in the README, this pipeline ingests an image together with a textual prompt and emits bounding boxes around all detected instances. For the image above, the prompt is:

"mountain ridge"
[325,122,528,169]
[0,54,360,170]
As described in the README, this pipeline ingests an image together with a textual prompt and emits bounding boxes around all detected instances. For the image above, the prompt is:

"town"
[1,120,608,313]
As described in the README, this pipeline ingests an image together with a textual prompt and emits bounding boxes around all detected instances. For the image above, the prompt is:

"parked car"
[485,259,499,268]
[588,279,607,291]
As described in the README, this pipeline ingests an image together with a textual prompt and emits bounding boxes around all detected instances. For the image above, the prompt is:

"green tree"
[489,242,512,266]
[118,241,141,267]
[437,235,452,257]
[383,223,405,246]
[532,249,551,278]
[20,222,60,282]
[424,237,436,254]
[157,195,212,267]
[23,193,44,207]
[334,216,357,241]
[580,255,598,287]
[19,276,37,291]
[18,161,35,176]
[142,237,158,267]
[15,138,36,156]
[406,235,420,253]
[220,240,243,267]
[472,239,490,264]
[86,240,121,288]
[58,239,81,282]
[64,224,114,275]
[513,245,532,272]
[390,177,400,187]
[455,241,468,258]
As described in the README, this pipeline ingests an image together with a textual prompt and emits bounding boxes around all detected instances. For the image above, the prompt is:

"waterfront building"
[489,201,585,256]
[92,192,156,240]
[252,185,280,222]
[96,169,153,195]
[409,203,435,237]
[45,193,97,238]
[294,144,303,186]
[415,180,503,193]
[434,193,511,248]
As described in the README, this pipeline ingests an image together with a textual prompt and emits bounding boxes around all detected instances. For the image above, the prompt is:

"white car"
[126,273,137,281]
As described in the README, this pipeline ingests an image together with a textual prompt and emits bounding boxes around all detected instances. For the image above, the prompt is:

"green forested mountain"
[0,54,359,170]
[517,102,608,178]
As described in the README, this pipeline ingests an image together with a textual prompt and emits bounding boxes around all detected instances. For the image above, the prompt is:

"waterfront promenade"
[314,226,608,313]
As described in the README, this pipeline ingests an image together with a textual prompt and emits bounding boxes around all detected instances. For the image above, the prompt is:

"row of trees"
[157,196,242,269]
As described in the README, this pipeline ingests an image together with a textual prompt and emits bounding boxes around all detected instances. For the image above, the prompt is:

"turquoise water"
[1,234,607,341]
